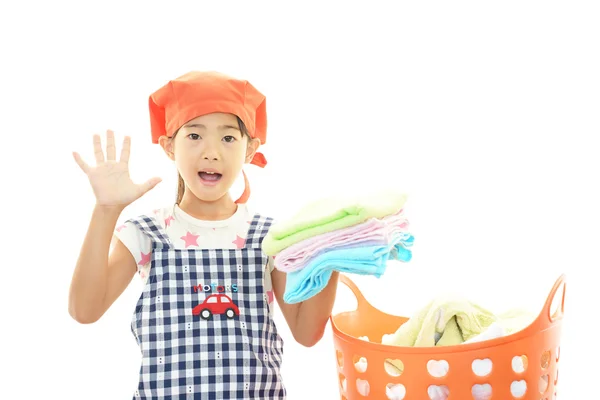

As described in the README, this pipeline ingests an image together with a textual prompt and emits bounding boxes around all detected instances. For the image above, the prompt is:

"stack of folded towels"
[261,190,415,304]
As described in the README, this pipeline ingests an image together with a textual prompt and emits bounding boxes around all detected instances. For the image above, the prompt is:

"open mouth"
[198,171,223,183]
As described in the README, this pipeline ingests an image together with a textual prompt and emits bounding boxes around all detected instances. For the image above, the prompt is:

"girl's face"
[163,112,259,203]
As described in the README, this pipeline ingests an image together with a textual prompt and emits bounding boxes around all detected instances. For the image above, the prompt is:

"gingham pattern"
[128,213,286,399]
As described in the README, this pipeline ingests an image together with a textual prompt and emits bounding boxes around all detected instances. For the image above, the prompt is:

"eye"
[223,135,236,143]
[188,133,201,140]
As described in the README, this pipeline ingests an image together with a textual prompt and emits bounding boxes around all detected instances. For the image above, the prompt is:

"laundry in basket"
[380,295,536,348]
[372,294,536,399]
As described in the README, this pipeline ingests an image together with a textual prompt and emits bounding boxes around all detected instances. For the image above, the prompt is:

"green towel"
[382,295,534,347]
[262,190,408,255]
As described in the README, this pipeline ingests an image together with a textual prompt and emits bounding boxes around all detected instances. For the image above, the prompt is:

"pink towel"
[274,211,410,272]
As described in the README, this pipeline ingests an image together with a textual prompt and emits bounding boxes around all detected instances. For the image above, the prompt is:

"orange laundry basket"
[329,274,566,399]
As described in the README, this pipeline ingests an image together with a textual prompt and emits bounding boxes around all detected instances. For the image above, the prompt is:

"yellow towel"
[376,296,535,377]
[382,296,534,347]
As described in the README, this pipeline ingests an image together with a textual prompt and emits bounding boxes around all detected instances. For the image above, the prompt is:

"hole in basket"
[471,383,491,399]
[554,368,559,385]
[386,383,406,400]
[358,335,370,342]
[539,374,549,394]
[356,378,370,397]
[339,373,347,393]
[353,355,368,373]
[541,350,551,369]
[427,359,449,378]
[428,385,449,399]
[384,359,404,377]
[510,380,527,398]
[555,346,560,362]
[471,358,492,377]
[511,355,528,373]
[550,282,565,320]
[336,350,344,368]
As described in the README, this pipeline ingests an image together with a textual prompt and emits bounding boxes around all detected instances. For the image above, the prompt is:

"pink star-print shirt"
[113,203,276,314]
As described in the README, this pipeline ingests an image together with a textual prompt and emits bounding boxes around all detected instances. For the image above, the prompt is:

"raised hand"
[73,130,162,208]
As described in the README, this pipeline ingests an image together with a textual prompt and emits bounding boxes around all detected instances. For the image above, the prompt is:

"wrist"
[93,203,126,218]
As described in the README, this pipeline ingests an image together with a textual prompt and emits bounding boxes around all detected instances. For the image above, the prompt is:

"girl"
[68,71,340,399]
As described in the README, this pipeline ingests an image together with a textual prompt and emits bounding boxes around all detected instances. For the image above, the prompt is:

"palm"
[86,160,143,206]
[73,130,161,207]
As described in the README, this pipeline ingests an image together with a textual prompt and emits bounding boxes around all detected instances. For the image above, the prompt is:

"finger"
[72,152,90,174]
[138,177,162,195]
[120,136,131,164]
[106,129,116,161]
[93,134,105,164]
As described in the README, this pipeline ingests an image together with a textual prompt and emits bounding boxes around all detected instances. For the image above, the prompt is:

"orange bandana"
[148,71,268,203]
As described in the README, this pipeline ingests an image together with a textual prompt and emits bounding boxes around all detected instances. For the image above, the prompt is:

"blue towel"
[283,233,414,304]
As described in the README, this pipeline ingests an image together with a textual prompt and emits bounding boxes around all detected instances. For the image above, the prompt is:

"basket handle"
[542,274,566,323]
[338,273,377,315]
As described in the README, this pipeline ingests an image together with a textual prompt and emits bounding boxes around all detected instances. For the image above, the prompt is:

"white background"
[1,1,598,399]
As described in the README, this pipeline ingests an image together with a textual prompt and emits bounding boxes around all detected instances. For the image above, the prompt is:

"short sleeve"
[267,255,276,273]
[113,220,153,282]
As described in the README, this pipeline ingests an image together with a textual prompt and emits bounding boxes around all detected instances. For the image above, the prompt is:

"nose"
[200,141,220,161]
[203,153,219,161]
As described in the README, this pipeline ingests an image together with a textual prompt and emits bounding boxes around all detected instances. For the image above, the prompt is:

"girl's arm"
[69,131,160,324]
[271,269,340,347]
[68,205,137,323]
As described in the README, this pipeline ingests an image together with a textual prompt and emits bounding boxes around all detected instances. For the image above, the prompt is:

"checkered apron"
[128,213,286,399]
